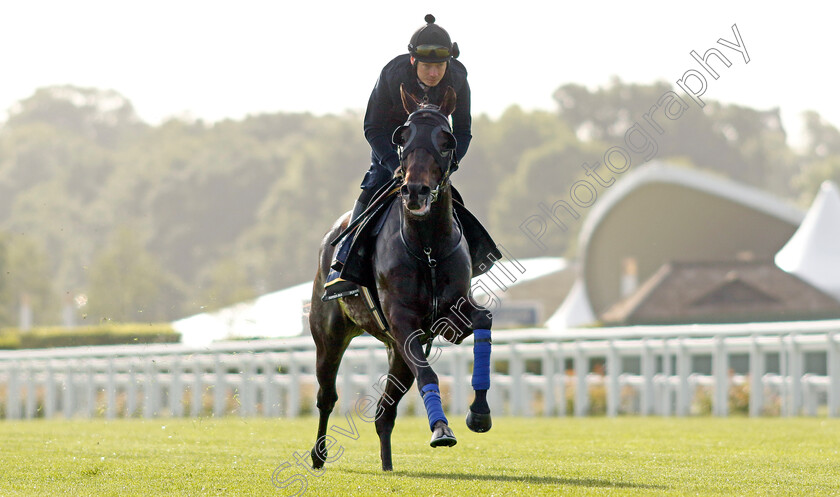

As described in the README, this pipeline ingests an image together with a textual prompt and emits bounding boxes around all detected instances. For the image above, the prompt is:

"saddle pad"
[340,188,502,288]
[340,195,398,289]
[453,198,503,277]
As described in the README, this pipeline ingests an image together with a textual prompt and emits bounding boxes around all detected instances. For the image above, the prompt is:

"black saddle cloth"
[340,186,502,289]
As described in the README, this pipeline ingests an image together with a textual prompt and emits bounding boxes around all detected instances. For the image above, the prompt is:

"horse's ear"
[441,130,457,150]
[439,87,457,116]
[392,124,410,146]
[400,83,421,114]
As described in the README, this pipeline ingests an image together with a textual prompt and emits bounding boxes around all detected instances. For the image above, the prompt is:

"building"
[600,258,840,326]
[548,163,840,329]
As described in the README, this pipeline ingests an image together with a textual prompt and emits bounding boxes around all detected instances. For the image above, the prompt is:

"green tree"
[86,228,180,323]
[793,111,840,204]
[235,114,369,292]
[462,107,577,222]
[6,85,145,148]
[552,78,797,197]
[0,235,56,327]
[794,155,840,204]
[195,257,258,313]
[0,233,8,326]
[800,110,840,158]
[554,78,675,141]
[489,141,602,258]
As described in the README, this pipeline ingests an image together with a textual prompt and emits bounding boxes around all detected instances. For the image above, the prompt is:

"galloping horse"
[308,85,493,471]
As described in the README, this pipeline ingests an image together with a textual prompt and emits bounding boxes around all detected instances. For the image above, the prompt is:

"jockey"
[323,14,473,301]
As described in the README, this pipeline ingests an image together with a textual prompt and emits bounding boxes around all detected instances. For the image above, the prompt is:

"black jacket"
[363,54,472,173]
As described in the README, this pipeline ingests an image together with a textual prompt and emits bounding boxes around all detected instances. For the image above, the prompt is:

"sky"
[2,1,837,147]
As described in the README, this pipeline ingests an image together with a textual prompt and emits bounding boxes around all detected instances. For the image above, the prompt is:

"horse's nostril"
[403,182,428,198]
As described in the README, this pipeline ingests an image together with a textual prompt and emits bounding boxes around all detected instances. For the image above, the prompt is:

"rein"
[429,166,454,203]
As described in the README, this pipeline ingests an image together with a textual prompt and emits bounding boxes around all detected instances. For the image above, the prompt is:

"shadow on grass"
[338,468,668,490]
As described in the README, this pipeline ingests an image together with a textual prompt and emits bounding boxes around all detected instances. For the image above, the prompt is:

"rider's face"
[415,61,447,87]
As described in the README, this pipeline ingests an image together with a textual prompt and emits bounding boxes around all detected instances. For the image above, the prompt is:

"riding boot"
[322,200,366,301]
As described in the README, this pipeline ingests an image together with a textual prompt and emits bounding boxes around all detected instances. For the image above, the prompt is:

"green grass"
[1,416,839,496]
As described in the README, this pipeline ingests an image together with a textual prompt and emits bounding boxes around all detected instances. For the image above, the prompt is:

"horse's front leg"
[466,306,493,433]
[391,310,457,448]
[445,300,493,433]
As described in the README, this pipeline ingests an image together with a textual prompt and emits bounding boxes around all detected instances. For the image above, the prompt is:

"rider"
[323,14,472,301]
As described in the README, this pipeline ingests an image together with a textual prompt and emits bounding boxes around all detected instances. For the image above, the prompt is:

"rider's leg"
[322,161,390,301]
[322,199,366,300]
[322,180,385,300]
[328,200,367,272]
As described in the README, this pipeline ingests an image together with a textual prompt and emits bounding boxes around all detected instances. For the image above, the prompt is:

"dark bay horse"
[308,85,493,471]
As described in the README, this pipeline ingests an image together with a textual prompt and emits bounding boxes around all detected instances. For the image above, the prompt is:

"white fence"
[1,319,839,420]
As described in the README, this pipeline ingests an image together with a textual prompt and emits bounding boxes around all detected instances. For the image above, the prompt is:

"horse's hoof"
[310,447,325,469]
[429,423,457,448]
[466,409,492,433]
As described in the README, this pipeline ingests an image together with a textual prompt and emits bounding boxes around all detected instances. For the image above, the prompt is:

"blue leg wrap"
[421,383,448,431]
[472,329,492,391]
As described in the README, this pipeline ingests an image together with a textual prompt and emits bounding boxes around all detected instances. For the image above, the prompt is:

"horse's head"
[392,84,457,218]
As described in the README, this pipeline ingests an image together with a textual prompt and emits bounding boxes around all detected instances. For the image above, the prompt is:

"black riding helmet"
[408,14,460,63]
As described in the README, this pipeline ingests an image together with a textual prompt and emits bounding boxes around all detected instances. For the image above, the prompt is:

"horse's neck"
[403,188,456,252]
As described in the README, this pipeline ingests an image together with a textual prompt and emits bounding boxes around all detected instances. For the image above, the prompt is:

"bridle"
[393,107,458,204]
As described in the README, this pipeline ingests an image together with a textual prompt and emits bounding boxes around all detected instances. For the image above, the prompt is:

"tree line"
[1,81,838,327]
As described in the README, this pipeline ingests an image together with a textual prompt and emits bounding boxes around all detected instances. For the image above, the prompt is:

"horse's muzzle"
[401,183,432,216]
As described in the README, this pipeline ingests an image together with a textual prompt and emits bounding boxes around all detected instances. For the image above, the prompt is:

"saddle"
[339,185,503,290]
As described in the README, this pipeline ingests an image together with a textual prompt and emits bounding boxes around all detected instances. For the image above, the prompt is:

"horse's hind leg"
[309,304,353,469]
[375,346,415,471]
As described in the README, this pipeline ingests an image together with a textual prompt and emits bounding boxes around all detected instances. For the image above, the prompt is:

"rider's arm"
[450,61,472,163]
[364,66,401,173]
[452,77,472,163]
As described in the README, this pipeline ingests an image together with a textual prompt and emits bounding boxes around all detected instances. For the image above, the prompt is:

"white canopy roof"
[173,281,312,347]
[471,257,567,301]
[775,181,840,301]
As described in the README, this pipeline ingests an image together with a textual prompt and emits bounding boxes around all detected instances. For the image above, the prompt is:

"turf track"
[2,416,839,496]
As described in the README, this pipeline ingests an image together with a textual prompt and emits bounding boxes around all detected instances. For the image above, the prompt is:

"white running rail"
[1,319,839,420]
